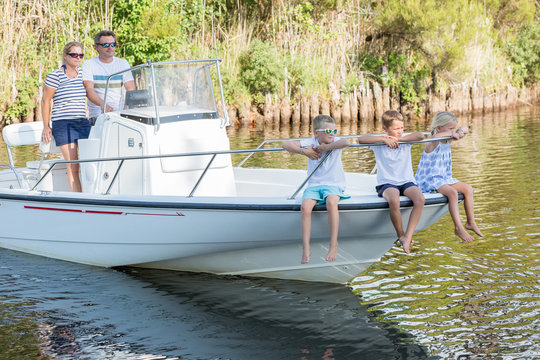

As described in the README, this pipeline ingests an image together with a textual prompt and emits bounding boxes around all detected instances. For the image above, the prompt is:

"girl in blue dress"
[415,111,483,242]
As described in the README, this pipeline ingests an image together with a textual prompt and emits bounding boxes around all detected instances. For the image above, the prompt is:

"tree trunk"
[264,93,273,128]
[301,96,310,128]
[309,95,319,120]
[372,81,383,122]
[280,97,291,130]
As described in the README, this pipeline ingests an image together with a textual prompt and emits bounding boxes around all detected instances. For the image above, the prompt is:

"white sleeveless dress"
[415,141,459,192]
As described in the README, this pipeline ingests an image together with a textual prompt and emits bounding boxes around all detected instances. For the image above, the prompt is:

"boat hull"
[0,190,449,283]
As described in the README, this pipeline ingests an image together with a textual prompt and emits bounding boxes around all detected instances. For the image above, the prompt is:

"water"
[0,106,538,359]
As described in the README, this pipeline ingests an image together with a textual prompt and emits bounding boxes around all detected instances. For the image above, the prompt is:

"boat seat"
[2,122,65,189]
[26,136,65,171]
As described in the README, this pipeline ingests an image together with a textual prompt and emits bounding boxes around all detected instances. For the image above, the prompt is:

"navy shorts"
[376,182,417,197]
[52,118,91,146]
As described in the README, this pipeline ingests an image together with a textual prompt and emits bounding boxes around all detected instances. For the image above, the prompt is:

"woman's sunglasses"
[98,42,117,48]
[68,53,84,59]
[316,128,338,135]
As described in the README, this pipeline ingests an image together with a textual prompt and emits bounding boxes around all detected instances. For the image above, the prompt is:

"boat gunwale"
[0,190,459,211]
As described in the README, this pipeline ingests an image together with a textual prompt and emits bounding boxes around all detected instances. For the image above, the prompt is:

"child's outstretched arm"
[315,138,350,153]
[282,140,320,160]
[357,135,399,148]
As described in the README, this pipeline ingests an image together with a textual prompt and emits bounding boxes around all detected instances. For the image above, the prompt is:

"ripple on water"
[351,108,540,357]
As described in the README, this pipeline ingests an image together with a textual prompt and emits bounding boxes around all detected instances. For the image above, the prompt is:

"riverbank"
[3,82,538,133]
[227,83,540,131]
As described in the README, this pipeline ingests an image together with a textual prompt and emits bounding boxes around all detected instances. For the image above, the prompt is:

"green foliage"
[359,52,429,112]
[483,0,536,34]
[374,0,487,73]
[4,76,40,124]
[1,0,539,125]
[386,54,429,105]
[113,0,220,65]
[342,73,361,94]
[113,0,183,65]
[358,53,385,78]
[506,22,540,86]
[220,67,250,106]
[239,39,284,104]
[285,54,312,98]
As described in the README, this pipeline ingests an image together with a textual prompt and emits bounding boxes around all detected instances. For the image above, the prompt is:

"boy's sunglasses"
[316,128,338,135]
[68,53,84,59]
[98,42,117,48]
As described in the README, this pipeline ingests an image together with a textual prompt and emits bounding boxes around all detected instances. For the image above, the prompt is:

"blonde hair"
[62,41,82,64]
[431,111,457,135]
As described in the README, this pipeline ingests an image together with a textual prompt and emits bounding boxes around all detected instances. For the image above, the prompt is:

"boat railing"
[29,134,453,198]
[236,132,433,167]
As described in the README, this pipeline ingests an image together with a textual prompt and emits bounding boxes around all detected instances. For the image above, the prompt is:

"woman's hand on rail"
[41,126,52,144]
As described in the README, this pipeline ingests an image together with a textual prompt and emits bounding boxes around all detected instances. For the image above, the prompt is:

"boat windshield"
[104,60,221,126]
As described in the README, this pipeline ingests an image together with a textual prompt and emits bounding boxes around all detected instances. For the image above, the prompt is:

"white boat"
[0,59,453,284]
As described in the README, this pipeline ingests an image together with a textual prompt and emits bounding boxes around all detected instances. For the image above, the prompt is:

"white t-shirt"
[82,56,133,118]
[370,143,415,186]
[300,137,346,190]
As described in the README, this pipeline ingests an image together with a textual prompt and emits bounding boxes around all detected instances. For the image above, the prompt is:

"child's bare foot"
[465,222,484,237]
[325,245,338,262]
[301,249,311,264]
[455,228,474,242]
[398,236,412,254]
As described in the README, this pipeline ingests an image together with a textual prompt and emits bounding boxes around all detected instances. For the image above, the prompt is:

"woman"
[41,41,90,192]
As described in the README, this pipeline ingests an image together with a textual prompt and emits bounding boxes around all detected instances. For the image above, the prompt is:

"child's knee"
[326,195,339,206]
[446,188,459,200]
[463,183,473,196]
[386,196,400,208]
[301,201,315,214]
[411,191,425,206]
[301,206,313,215]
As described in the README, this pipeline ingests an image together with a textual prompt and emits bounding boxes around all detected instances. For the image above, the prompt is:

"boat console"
[77,59,236,197]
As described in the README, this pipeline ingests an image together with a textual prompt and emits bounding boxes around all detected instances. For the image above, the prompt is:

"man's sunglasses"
[316,128,338,135]
[68,53,84,59]
[98,42,117,48]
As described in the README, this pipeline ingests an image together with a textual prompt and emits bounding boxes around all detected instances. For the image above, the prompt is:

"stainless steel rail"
[28,134,453,198]
[236,132,434,167]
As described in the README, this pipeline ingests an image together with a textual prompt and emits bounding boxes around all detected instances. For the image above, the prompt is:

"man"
[82,30,135,120]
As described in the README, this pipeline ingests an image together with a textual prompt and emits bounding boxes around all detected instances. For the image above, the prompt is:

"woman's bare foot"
[455,227,474,242]
[301,249,311,264]
[465,222,484,237]
[325,245,338,262]
[398,236,412,254]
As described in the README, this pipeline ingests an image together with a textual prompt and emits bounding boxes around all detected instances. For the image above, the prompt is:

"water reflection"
[350,106,540,358]
[227,106,539,358]
[1,248,429,359]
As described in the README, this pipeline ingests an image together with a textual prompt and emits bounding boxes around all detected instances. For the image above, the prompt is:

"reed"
[0,0,535,125]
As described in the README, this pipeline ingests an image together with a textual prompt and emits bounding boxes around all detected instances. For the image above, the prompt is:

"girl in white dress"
[415,111,483,242]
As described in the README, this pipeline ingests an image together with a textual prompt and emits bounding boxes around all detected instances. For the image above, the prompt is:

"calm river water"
[0,106,538,359]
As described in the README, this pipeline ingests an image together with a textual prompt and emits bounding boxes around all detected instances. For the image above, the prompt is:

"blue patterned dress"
[415,141,459,193]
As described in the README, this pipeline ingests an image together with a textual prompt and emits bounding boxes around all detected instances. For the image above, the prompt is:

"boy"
[357,110,425,254]
[283,115,350,264]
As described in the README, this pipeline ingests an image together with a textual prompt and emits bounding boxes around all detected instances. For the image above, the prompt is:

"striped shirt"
[82,57,133,118]
[44,67,87,121]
